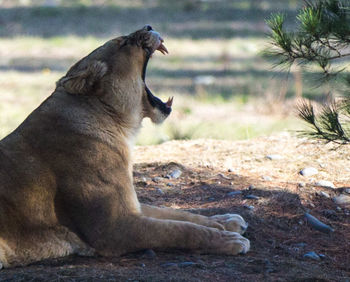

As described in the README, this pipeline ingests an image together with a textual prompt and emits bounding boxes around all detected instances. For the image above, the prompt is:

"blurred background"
[0,0,328,145]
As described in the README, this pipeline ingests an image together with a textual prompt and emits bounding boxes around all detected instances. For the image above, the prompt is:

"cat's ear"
[57,60,108,95]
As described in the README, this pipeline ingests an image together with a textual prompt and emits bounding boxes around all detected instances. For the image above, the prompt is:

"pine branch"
[266,0,350,145]
[297,100,350,144]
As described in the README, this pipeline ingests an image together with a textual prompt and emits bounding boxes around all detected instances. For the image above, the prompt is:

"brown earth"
[1,134,349,281]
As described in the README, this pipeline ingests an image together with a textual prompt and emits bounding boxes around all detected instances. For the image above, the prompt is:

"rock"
[304,213,334,233]
[152,177,162,183]
[318,254,326,259]
[266,154,283,160]
[156,188,164,195]
[262,176,272,181]
[317,191,330,198]
[315,180,335,189]
[298,182,306,188]
[243,205,254,210]
[300,167,318,177]
[178,262,198,268]
[161,261,201,268]
[142,249,157,259]
[245,194,260,200]
[227,191,242,197]
[303,251,320,261]
[169,169,182,179]
[218,173,231,180]
[295,242,307,248]
[333,194,350,207]
[161,262,178,268]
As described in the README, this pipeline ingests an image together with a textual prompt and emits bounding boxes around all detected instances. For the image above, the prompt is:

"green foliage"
[297,100,350,144]
[266,0,350,76]
[266,0,350,144]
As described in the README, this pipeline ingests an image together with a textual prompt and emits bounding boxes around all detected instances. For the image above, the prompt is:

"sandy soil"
[1,134,349,281]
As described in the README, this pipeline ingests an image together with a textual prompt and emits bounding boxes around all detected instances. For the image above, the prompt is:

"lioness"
[0,26,250,268]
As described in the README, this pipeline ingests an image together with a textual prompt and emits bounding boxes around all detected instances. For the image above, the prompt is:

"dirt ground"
[1,134,350,281]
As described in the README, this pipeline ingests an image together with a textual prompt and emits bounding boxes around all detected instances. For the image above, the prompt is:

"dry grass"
[0,35,302,143]
[134,133,350,184]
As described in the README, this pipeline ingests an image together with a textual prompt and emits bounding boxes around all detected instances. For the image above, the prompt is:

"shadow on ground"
[1,161,349,281]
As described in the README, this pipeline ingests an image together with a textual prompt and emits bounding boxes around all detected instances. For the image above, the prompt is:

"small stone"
[169,169,182,179]
[303,251,320,261]
[266,154,283,160]
[295,242,307,248]
[248,185,255,190]
[336,206,342,211]
[262,176,272,181]
[304,213,334,233]
[161,262,178,268]
[228,168,234,172]
[333,195,350,207]
[315,180,335,189]
[318,191,330,198]
[344,188,350,194]
[243,205,254,210]
[245,194,260,200]
[178,262,197,268]
[298,182,306,188]
[218,173,230,180]
[156,188,164,195]
[152,177,162,183]
[300,167,318,177]
[142,249,157,259]
[141,177,148,182]
[167,183,174,187]
[227,191,242,197]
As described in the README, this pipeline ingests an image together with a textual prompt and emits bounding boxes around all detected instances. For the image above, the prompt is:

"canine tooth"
[166,96,174,107]
[157,43,169,55]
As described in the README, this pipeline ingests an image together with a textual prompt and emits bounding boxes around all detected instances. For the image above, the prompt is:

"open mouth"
[142,29,173,116]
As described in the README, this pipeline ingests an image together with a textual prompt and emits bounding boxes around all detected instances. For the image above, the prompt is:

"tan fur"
[0,27,249,268]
